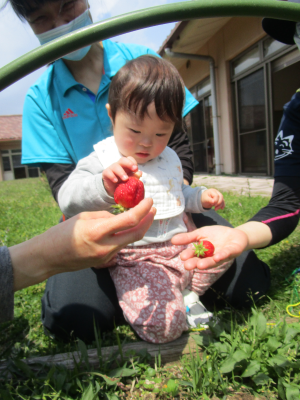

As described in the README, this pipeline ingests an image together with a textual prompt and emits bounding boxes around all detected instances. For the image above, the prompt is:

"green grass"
[0,178,300,399]
[0,177,61,248]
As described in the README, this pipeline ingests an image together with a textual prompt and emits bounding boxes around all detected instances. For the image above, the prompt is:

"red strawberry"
[193,240,215,258]
[112,176,145,213]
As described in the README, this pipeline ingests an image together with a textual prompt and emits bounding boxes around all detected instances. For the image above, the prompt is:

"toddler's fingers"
[102,168,118,183]
[126,156,139,170]
[214,196,225,211]
[208,195,218,208]
[220,198,225,209]
[118,156,138,172]
[110,162,130,181]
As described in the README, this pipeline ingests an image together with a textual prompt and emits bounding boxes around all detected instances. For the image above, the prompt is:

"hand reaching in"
[10,198,156,291]
[171,225,249,271]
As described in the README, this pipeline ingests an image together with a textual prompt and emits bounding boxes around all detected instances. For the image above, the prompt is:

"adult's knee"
[42,299,119,342]
[200,251,271,310]
[41,268,123,342]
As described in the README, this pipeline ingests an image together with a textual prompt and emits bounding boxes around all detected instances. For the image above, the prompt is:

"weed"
[179,310,300,399]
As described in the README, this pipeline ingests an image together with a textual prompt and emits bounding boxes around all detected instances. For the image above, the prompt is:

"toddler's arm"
[183,185,225,213]
[182,184,208,213]
[58,152,115,218]
[58,154,140,218]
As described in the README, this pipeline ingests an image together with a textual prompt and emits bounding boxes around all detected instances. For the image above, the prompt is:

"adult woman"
[172,3,300,274]
[0,199,155,324]
[4,0,270,341]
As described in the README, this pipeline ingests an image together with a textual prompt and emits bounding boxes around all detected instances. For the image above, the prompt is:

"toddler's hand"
[102,156,142,197]
[201,189,225,211]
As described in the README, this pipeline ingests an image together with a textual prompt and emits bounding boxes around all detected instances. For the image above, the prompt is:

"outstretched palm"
[171,225,249,271]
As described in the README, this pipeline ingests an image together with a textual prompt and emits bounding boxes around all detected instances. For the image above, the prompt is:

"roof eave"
[158,21,189,56]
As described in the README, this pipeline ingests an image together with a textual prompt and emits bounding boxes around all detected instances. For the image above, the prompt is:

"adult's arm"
[42,163,76,202]
[248,176,300,246]
[8,198,155,294]
[0,247,14,324]
[168,120,194,185]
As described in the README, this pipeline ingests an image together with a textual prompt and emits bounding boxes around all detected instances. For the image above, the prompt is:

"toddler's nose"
[140,139,152,147]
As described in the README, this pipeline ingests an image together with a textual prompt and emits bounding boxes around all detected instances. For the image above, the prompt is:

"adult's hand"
[171,225,249,271]
[9,198,155,291]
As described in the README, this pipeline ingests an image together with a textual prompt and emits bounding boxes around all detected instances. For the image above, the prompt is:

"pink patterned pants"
[109,241,233,344]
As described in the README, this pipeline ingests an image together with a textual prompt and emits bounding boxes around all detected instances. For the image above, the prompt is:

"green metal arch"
[1,0,300,91]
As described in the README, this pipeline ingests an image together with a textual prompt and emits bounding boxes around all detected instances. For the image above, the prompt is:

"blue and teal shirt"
[22,39,198,166]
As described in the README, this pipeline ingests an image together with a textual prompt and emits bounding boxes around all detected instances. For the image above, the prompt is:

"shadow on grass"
[0,316,29,359]
[214,242,300,324]
[267,243,300,299]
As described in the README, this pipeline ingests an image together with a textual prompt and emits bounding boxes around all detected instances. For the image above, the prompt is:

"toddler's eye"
[156,134,166,137]
[130,128,140,134]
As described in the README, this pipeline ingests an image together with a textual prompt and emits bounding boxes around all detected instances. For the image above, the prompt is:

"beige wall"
[0,140,21,181]
[177,17,266,174]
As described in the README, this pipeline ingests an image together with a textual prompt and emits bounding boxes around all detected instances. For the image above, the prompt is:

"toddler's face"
[110,103,175,164]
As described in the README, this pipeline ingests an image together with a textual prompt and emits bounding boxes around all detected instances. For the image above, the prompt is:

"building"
[159,17,298,176]
[0,115,40,181]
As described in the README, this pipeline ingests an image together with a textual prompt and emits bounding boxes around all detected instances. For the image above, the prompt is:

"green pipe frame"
[1,0,300,91]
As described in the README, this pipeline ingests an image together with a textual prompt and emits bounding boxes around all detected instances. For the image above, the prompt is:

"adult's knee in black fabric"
[41,268,124,342]
[228,252,271,308]
[42,298,124,342]
[200,251,271,310]
[223,253,270,309]
[192,210,233,228]
[200,261,237,309]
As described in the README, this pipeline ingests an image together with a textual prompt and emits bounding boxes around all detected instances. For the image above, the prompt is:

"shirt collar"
[54,59,80,96]
[54,39,127,95]
[102,39,128,78]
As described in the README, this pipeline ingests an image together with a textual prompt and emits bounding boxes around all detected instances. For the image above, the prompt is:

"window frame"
[1,149,40,179]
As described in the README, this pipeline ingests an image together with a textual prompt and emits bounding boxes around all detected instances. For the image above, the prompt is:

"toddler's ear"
[106,103,113,120]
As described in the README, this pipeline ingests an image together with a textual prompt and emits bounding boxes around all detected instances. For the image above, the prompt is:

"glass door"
[236,68,268,174]
[188,81,215,174]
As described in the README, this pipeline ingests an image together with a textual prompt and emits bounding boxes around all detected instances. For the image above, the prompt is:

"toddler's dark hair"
[108,55,185,129]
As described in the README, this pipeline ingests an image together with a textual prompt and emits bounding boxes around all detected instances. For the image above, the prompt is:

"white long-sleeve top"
[58,149,208,246]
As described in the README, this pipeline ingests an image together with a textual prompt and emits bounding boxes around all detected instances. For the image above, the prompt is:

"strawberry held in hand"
[193,240,215,258]
[113,176,145,214]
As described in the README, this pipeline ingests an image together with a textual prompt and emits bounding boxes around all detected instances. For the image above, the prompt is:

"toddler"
[58,55,233,343]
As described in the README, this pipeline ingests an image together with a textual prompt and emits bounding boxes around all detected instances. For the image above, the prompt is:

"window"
[232,46,260,76]
[263,37,286,58]
[1,149,40,180]
[2,156,11,172]
[231,37,292,175]
[187,77,215,173]
[235,68,267,174]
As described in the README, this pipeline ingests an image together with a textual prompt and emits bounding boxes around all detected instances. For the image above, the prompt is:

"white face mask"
[293,22,300,51]
[35,9,92,61]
